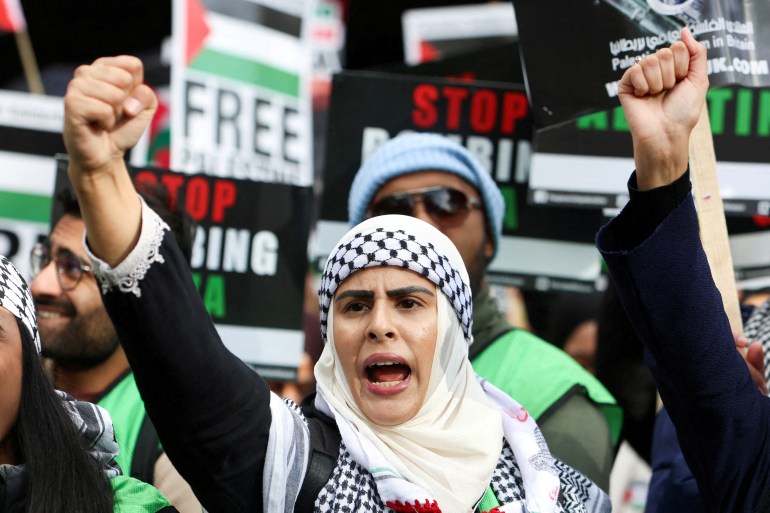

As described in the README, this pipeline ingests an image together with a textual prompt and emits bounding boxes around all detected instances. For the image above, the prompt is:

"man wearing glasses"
[347,132,621,491]
[29,187,202,513]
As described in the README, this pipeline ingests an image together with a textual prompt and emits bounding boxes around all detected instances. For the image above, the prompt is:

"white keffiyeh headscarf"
[314,215,562,513]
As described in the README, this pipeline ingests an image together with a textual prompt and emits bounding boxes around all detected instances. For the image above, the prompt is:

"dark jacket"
[646,407,703,513]
[597,171,770,513]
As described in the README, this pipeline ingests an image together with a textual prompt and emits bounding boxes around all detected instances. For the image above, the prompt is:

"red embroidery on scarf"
[503,406,529,423]
[386,499,442,512]
[549,485,559,500]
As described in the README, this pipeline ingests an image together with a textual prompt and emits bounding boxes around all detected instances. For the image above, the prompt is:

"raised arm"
[61,57,286,512]
[599,29,770,512]
[617,27,708,189]
[63,55,155,264]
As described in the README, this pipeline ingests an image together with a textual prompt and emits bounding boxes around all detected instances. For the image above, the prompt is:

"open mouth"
[35,297,75,319]
[366,361,412,388]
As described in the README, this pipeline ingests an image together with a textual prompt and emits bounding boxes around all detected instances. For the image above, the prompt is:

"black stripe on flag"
[206,2,302,37]
[0,126,66,157]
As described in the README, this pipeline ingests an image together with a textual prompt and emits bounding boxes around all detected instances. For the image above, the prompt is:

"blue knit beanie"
[348,132,505,258]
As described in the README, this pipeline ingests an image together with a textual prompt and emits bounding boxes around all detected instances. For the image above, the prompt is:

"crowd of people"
[1,25,769,513]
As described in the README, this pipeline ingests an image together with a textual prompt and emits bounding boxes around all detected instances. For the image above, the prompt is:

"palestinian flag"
[0,0,26,33]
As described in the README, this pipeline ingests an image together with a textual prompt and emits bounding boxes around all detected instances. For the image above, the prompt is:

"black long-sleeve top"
[90,204,273,513]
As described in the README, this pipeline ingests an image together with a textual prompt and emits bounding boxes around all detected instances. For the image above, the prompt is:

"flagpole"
[13,29,44,94]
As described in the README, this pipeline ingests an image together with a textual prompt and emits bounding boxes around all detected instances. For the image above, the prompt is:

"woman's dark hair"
[14,317,114,513]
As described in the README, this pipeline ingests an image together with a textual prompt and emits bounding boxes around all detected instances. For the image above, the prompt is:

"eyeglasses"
[29,242,93,291]
[367,186,482,224]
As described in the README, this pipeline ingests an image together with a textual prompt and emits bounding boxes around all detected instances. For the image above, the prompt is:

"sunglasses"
[367,186,482,223]
[30,242,93,291]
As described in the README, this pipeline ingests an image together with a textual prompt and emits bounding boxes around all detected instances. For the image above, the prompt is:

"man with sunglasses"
[348,132,621,491]
[29,187,202,513]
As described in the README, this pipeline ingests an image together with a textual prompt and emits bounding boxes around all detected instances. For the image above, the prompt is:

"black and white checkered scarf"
[312,215,611,513]
[0,255,39,352]
[744,298,770,392]
[319,216,473,344]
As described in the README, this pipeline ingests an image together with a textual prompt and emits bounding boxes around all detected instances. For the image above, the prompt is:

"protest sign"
[512,0,770,333]
[53,159,312,380]
[318,70,607,293]
[728,215,770,291]
[380,40,524,85]
[0,91,63,277]
[511,0,770,127]
[513,0,770,332]
[345,1,470,70]
[527,84,769,332]
[528,85,770,214]
[401,3,517,65]
[170,0,314,186]
[309,0,344,87]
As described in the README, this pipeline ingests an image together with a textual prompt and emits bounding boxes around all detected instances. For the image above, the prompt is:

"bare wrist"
[633,138,689,190]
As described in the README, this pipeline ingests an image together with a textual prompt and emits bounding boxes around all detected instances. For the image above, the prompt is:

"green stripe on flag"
[189,49,300,97]
[148,128,170,155]
[0,191,51,223]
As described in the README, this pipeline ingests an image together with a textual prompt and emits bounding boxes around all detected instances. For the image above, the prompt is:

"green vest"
[98,373,156,477]
[110,475,173,512]
[472,328,623,446]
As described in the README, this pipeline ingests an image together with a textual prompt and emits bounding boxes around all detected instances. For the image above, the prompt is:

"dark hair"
[57,181,196,263]
[14,317,114,513]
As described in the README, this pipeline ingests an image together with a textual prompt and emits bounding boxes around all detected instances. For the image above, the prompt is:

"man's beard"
[38,305,120,371]
[466,245,489,297]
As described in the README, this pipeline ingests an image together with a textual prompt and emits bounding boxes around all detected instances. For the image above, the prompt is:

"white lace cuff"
[85,196,169,298]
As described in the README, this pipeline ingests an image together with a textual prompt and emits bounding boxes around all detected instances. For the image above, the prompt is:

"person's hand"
[618,27,709,190]
[736,334,768,395]
[63,56,157,179]
[62,56,155,266]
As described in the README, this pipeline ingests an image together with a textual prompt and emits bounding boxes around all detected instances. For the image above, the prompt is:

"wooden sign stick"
[689,102,743,340]
[14,30,44,95]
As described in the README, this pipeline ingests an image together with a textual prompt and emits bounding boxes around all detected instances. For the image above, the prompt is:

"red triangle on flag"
[419,40,441,64]
[0,0,27,33]
[186,0,210,65]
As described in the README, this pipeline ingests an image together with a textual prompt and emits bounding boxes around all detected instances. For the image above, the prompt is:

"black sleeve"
[608,169,692,250]
[101,228,270,513]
